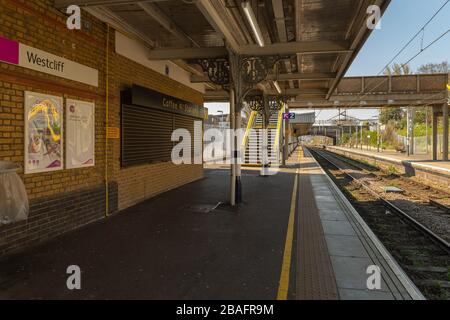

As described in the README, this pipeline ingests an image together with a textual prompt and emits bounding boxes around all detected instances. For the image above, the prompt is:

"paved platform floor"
[298,149,422,300]
[0,165,297,299]
[328,146,450,173]
[0,149,422,300]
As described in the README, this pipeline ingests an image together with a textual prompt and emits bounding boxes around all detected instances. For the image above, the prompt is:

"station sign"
[0,36,98,87]
[283,113,296,120]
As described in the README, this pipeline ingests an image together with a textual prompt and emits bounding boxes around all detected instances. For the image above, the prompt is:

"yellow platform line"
[276,152,300,300]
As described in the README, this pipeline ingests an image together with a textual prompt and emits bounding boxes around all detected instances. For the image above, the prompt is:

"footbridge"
[290,74,449,159]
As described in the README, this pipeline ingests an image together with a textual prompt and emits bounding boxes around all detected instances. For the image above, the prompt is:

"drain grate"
[182,202,223,214]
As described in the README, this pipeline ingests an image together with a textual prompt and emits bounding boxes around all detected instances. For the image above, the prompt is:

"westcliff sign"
[0,36,98,87]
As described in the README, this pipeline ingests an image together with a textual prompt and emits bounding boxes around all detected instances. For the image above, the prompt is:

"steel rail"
[307,147,450,255]
[320,148,450,215]
[327,151,450,214]
[428,199,450,214]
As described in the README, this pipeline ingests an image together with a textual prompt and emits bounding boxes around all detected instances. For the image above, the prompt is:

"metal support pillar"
[282,107,289,166]
[349,125,352,148]
[261,118,268,174]
[432,106,438,161]
[406,107,415,156]
[235,107,242,201]
[377,121,380,153]
[380,125,383,153]
[229,87,237,206]
[360,125,363,150]
[426,107,429,155]
[228,50,243,205]
[261,96,270,176]
[443,102,449,161]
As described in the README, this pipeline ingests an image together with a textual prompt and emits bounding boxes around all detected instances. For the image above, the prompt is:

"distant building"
[204,114,230,130]
[204,113,249,130]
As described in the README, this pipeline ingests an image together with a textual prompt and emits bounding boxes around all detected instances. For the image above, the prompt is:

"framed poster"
[66,99,95,169]
[25,92,64,174]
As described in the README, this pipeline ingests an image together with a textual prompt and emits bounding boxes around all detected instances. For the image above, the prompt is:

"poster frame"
[24,91,64,174]
[66,99,96,170]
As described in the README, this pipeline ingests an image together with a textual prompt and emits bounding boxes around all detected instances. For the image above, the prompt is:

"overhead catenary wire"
[400,27,450,69]
[341,27,450,110]
[376,0,450,76]
[336,1,450,109]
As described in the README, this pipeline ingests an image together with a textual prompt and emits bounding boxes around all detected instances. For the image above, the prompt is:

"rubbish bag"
[0,161,29,224]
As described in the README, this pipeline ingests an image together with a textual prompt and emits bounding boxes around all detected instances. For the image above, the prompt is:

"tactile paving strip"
[296,168,339,300]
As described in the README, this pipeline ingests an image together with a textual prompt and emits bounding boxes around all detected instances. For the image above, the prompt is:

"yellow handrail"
[242,111,256,150]
[273,104,285,152]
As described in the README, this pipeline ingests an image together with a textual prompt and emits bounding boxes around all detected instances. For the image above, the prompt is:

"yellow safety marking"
[276,150,301,300]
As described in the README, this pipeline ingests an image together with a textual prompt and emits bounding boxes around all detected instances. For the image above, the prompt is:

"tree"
[384,63,412,76]
[417,61,449,74]
[380,108,403,125]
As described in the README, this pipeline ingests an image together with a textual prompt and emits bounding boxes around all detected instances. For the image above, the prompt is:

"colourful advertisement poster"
[25,92,63,174]
[66,99,95,169]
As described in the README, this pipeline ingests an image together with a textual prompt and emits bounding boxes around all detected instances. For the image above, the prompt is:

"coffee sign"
[131,84,204,119]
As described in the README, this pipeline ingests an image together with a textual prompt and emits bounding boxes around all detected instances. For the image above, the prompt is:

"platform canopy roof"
[55,0,391,103]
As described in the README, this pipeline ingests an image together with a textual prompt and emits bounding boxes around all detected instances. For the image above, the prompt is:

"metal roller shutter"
[122,104,203,167]
[122,104,173,166]
[173,114,200,163]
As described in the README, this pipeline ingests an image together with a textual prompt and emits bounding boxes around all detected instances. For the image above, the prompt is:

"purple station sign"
[0,36,20,65]
[283,113,295,120]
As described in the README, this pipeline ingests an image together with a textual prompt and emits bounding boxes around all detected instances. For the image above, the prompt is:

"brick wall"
[0,0,204,256]
[111,47,204,210]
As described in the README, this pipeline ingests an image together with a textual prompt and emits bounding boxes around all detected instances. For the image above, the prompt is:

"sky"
[205,0,450,121]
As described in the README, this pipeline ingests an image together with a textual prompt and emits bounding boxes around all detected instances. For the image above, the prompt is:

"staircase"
[243,113,281,165]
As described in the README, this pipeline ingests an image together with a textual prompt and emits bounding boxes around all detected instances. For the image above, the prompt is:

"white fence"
[397,134,450,155]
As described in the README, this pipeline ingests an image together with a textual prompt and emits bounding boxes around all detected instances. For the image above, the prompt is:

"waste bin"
[0,161,29,224]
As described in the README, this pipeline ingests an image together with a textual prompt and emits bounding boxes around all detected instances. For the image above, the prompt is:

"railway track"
[325,149,450,213]
[307,147,450,300]
[315,148,450,244]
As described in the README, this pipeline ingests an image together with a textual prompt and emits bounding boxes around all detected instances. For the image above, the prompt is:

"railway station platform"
[297,148,423,300]
[0,148,424,300]
[327,146,450,188]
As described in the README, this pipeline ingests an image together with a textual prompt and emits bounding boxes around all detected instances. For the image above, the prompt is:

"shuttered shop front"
[121,85,204,167]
